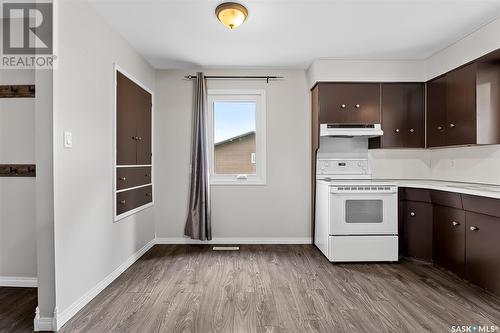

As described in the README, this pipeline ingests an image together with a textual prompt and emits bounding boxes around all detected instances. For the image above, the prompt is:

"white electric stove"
[315,158,398,262]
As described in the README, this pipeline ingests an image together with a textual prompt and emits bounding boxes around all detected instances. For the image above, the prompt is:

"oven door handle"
[330,190,397,194]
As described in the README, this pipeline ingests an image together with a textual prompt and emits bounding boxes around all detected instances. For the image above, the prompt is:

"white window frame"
[207,89,267,185]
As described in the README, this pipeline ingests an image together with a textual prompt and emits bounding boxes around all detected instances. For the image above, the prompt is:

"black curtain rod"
[184,75,284,83]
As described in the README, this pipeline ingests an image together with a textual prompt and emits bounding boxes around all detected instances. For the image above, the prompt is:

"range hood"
[320,124,383,137]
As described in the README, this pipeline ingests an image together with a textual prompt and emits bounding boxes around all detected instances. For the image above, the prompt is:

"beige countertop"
[382,179,500,199]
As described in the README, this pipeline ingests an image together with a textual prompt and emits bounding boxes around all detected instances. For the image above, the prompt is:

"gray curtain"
[184,72,212,240]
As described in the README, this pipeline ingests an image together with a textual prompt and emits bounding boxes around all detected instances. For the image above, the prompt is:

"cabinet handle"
[145,173,150,177]
[340,104,346,109]
[132,136,139,140]
[146,192,152,197]
[449,123,456,128]
[395,128,400,133]
[410,212,415,217]
[437,126,444,131]
[470,226,479,231]
[355,104,360,108]
[119,177,126,181]
[452,221,460,227]
[409,128,415,133]
[137,137,142,141]
[119,200,126,204]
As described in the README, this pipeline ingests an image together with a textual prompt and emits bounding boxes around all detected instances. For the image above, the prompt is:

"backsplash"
[369,149,431,180]
[370,145,500,185]
[430,145,500,185]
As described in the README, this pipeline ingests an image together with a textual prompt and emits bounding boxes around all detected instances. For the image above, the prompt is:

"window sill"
[210,179,267,186]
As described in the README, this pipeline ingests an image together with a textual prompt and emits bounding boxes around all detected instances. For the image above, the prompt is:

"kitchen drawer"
[430,190,463,209]
[116,185,153,216]
[404,188,431,203]
[462,194,500,218]
[116,167,151,190]
[329,235,398,262]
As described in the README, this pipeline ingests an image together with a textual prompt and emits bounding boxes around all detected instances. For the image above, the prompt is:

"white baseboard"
[0,276,38,287]
[53,238,156,331]
[155,237,312,244]
[34,306,56,332]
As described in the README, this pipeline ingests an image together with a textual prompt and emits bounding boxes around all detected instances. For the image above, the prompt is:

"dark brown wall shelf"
[0,164,36,177]
[0,85,35,98]
[114,69,153,220]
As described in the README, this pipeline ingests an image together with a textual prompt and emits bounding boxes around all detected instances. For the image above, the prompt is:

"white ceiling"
[89,0,500,69]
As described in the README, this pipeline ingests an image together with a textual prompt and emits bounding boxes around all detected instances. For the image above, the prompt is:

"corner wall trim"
[155,237,313,245]
[54,238,156,330]
[0,276,38,287]
[34,306,56,332]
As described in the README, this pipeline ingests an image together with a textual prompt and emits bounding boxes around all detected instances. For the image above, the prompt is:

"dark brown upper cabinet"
[316,83,381,124]
[427,54,500,147]
[426,75,447,147]
[445,63,477,146]
[116,71,152,165]
[371,83,424,148]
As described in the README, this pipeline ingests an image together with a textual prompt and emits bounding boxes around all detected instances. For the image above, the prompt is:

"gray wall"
[0,69,37,280]
[52,0,156,317]
[154,70,311,241]
[35,68,56,319]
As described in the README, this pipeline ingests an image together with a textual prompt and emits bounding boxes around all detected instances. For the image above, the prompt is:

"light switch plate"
[64,131,73,148]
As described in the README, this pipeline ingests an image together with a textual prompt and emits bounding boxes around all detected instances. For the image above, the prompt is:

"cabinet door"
[446,63,477,146]
[405,84,425,148]
[398,198,405,256]
[404,201,433,261]
[318,83,380,124]
[465,212,500,296]
[116,72,138,165]
[427,76,447,147]
[136,90,152,165]
[381,83,424,148]
[433,205,466,277]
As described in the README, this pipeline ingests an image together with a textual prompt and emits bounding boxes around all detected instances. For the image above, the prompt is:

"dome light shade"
[215,2,248,29]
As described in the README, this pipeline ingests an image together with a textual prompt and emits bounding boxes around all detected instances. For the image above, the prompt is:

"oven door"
[329,188,397,235]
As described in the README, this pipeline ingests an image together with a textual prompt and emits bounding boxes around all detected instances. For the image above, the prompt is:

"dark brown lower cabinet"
[465,212,500,295]
[398,199,405,256]
[433,205,466,277]
[116,185,153,216]
[404,201,433,261]
[399,188,500,296]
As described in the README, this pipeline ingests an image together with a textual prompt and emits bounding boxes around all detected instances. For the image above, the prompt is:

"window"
[208,90,266,185]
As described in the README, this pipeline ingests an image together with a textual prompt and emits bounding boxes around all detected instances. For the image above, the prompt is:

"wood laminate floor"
[56,245,500,332]
[0,287,37,333]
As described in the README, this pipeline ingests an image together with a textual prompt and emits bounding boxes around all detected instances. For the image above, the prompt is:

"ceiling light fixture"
[215,2,248,30]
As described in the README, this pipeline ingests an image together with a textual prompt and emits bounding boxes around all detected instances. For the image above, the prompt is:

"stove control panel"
[316,159,369,175]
